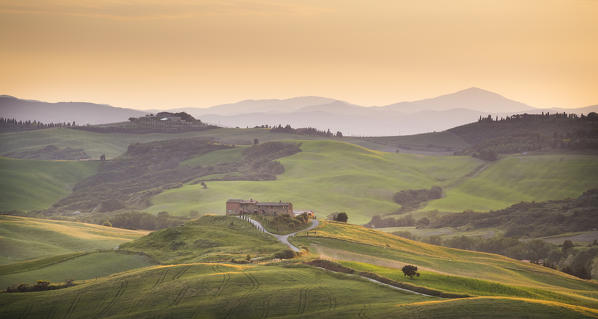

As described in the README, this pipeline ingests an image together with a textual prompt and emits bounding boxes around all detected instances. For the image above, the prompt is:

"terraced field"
[0,215,148,264]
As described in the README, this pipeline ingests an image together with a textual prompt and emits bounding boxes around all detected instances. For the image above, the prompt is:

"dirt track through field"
[312,245,450,275]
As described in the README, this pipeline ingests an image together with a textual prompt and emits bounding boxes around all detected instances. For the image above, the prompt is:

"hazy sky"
[1,0,597,109]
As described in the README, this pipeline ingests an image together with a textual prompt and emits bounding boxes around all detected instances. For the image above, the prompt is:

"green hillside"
[147,140,481,223]
[147,140,598,224]
[291,221,598,309]
[0,127,366,159]
[0,215,148,264]
[0,157,99,212]
[0,251,155,288]
[121,215,287,263]
[1,218,598,318]
[421,154,598,213]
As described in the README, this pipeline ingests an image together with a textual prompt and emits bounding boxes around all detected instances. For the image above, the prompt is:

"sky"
[1,0,597,110]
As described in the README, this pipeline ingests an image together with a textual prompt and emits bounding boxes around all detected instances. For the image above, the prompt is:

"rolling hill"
[0,215,148,264]
[147,140,598,223]
[1,216,597,318]
[0,95,146,125]
[0,157,99,212]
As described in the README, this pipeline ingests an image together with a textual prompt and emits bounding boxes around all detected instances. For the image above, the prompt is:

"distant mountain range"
[2,88,597,135]
[0,95,145,125]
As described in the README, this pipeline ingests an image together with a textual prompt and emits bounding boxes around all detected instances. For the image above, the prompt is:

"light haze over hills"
[2,88,597,135]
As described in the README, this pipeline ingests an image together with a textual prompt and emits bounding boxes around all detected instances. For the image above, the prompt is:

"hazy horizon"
[1,0,597,110]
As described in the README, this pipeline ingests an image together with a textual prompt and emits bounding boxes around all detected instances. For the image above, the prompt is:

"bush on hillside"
[333,212,348,223]
[401,265,420,279]
[274,249,296,259]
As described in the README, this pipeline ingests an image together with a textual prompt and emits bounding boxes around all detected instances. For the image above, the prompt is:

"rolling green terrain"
[121,215,287,263]
[291,221,598,309]
[0,215,148,264]
[0,127,358,159]
[0,157,99,212]
[148,140,481,223]
[0,251,155,288]
[421,154,598,213]
[1,217,598,318]
[147,140,598,223]
[3,127,597,224]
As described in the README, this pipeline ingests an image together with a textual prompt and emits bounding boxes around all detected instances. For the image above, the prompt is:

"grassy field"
[0,215,148,264]
[3,262,596,319]
[0,157,99,212]
[1,218,598,318]
[147,140,598,224]
[0,251,155,288]
[0,127,363,159]
[3,129,597,222]
[148,140,481,223]
[291,221,598,309]
[0,262,437,319]
[420,154,598,213]
[121,215,288,264]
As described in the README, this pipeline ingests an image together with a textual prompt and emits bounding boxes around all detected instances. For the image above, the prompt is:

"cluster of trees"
[401,265,420,279]
[366,214,430,228]
[426,189,598,238]
[393,187,443,211]
[0,117,77,130]
[478,112,598,123]
[327,212,348,223]
[270,124,343,137]
[451,111,598,157]
[6,280,74,293]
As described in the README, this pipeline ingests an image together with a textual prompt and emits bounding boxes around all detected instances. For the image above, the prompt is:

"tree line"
[270,124,343,137]
[0,117,77,130]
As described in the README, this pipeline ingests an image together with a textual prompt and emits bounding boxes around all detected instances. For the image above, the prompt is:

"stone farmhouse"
[226,199,294,217]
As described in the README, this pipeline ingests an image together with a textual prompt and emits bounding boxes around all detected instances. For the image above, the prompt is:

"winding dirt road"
[238,216,319,252]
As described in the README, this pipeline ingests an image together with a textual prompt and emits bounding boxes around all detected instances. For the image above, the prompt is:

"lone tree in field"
[334,212,348,223]
[402,265,420,279]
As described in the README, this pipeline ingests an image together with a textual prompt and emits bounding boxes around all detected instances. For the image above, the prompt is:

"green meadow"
[291,221,598,309]
[0,157,99,212]
[147,140,598,224]
[1,217,597,318]
[421,154,598,213]
[0,251,155,288]
[0,215,148,264]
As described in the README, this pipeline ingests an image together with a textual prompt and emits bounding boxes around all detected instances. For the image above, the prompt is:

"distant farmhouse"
[226,199,315,218]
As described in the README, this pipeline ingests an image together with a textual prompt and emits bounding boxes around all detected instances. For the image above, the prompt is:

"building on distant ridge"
[226,199,293,217]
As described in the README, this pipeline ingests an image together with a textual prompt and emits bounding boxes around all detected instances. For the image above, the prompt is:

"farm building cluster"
[226,199,314,218]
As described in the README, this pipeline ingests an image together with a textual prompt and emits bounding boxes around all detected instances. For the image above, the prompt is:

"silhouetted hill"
[182,88,540,135]
[0,95,146,125]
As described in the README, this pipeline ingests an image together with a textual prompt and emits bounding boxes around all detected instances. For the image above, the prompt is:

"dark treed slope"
[363,112,598,156]
[450,112,598,157]
[49,140,300,214]
[427,189,598,238]
[5,145,89,160]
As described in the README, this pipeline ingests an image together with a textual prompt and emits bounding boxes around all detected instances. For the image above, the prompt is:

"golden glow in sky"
[1,0,597,109]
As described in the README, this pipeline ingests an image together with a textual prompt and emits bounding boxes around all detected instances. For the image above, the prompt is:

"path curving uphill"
[238,216,319,252]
